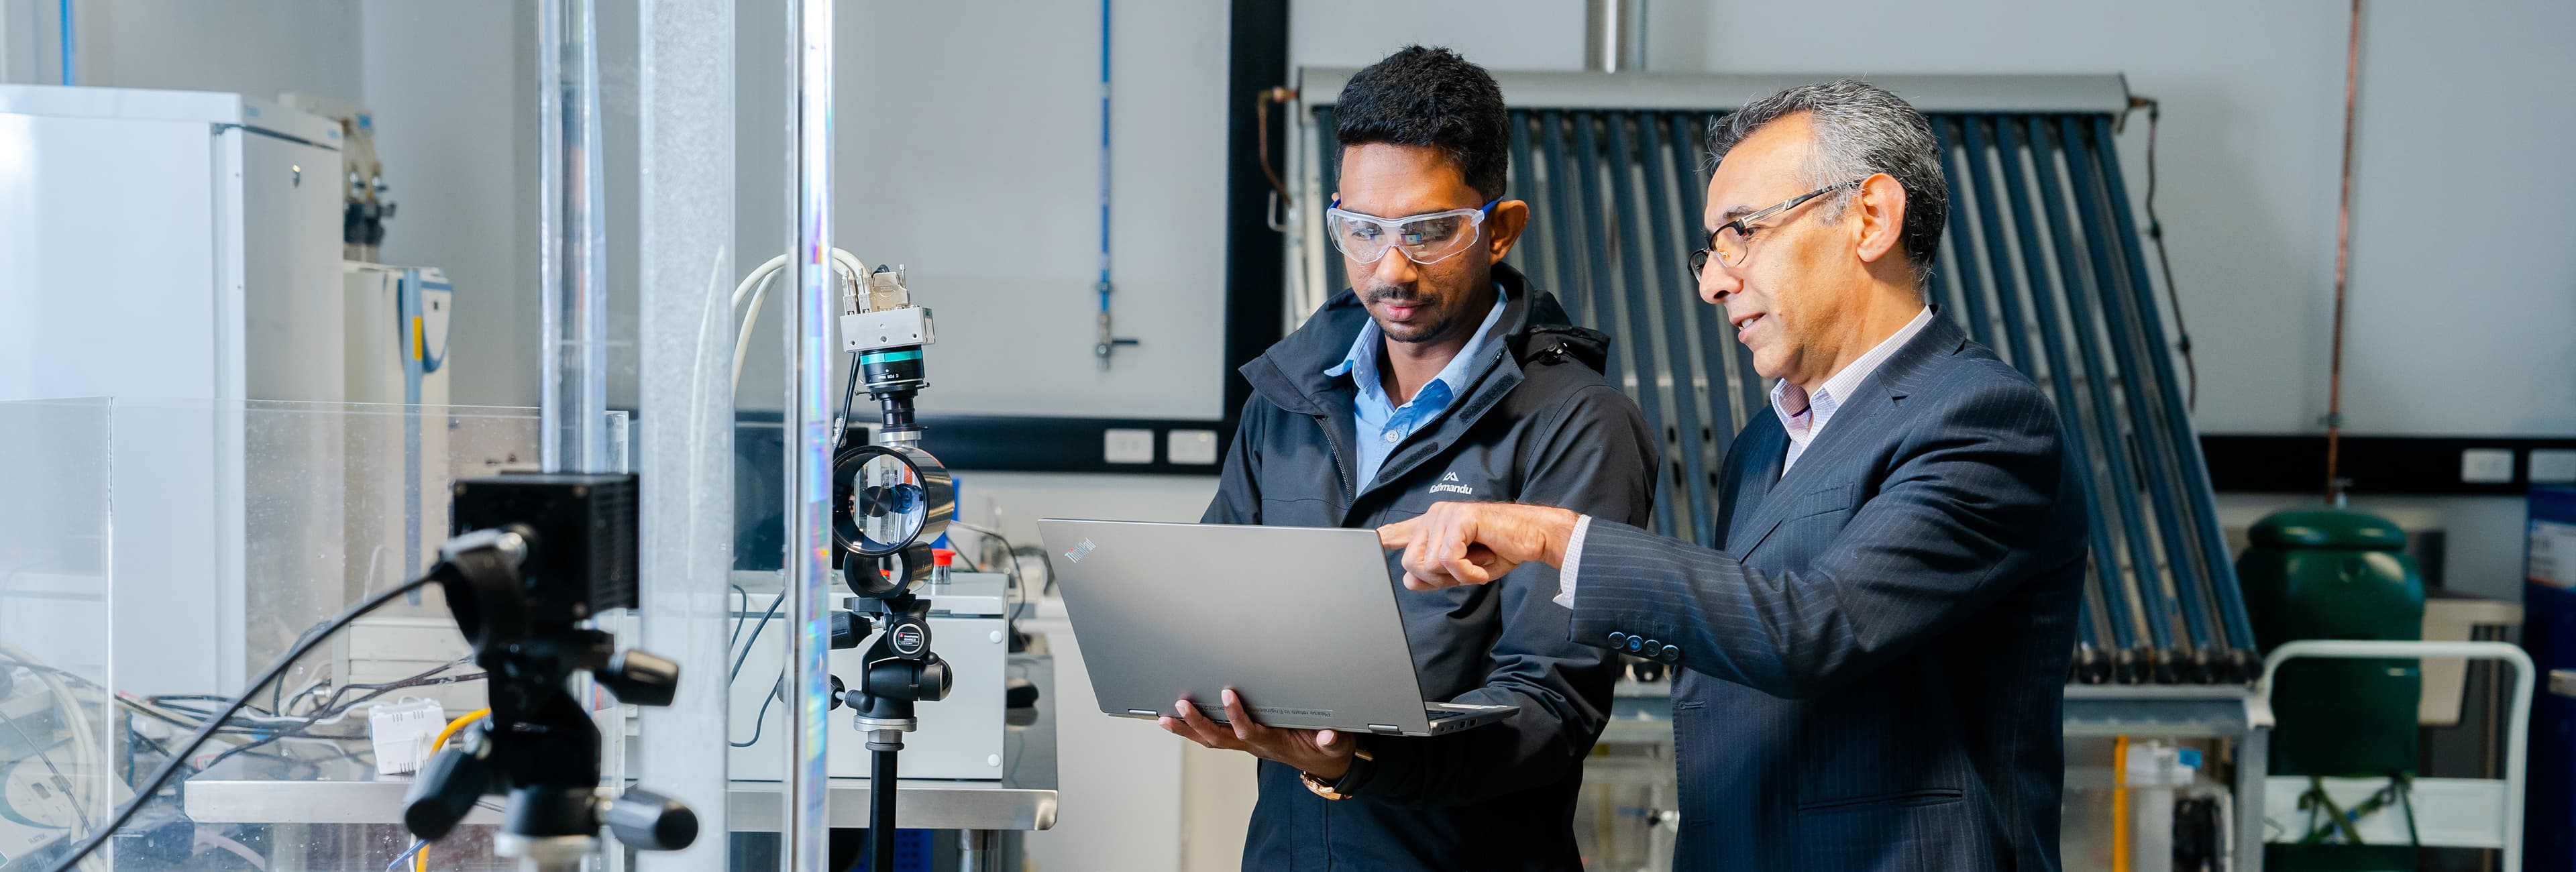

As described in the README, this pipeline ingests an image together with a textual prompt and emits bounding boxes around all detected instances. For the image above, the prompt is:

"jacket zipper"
[1314,414,1356,516]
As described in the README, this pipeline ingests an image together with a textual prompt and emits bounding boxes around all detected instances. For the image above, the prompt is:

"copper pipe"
[2326,0,2362,504]
[1255,86,1299,211]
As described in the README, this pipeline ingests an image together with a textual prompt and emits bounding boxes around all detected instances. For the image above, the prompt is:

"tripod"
[841,551,953,872]
[401,477,700,872]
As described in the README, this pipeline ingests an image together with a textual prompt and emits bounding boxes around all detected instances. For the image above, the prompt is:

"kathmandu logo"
[1429,472,1474,496]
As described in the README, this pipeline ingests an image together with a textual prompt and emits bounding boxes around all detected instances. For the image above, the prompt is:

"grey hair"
[1707,78,1947,286]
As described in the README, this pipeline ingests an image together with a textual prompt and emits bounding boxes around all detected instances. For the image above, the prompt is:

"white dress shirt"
[1554,307,1933,608]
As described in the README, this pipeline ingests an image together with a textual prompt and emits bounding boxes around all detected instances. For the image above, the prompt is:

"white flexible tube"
[0,640,105,869]
[730,249,870,389]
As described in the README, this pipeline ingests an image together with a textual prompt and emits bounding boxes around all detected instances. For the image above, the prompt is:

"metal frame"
[784,1,836,870]
[2255,640,2536,871]
[1297,68,2131,115]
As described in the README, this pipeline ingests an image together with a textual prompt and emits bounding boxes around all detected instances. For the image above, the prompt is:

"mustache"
[1364,287,1429,307]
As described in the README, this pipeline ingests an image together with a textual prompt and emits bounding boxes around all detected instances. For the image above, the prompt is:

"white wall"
[727,0,1232,420]
[361,1,539,408]
[84,0,362,100]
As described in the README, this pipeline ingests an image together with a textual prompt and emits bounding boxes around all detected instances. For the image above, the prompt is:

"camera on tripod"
[400,473,698,871]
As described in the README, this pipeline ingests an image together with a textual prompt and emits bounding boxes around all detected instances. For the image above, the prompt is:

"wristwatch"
[1299,745,1375,801]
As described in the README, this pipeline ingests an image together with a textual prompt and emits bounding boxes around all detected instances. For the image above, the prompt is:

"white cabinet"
[0,85,343,695]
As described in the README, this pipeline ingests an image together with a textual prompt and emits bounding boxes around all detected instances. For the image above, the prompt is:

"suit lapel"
[1720,419,1787,549]
[1722,315,1967,558]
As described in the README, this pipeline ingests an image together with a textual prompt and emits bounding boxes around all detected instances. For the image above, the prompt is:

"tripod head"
[402,474,698,869]
[840,551,953,741]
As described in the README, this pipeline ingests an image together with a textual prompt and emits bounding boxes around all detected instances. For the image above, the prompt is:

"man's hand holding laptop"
[1159,687,1358,779]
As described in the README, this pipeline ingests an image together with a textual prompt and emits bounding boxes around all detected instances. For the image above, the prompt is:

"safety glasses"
[1324,197,1501,266]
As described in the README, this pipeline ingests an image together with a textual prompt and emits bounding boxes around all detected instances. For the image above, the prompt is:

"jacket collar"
[1240,262,1577,417]
[1238,263,1607,503]
[1730,310,1968,557]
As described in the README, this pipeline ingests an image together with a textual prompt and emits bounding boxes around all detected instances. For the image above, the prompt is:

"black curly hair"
[1334,46,1509,201]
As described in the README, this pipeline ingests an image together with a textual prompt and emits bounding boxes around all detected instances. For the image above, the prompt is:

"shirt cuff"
[1552,514,1595,610]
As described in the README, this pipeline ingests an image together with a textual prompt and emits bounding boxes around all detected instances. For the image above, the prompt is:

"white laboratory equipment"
[0,83,346,697]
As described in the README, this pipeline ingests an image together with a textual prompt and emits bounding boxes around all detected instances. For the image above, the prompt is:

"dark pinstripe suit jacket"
[1570,315,2086,871]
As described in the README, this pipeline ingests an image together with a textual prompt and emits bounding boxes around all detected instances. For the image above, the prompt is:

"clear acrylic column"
[636,0,736,869]
[538,0,610,474]
[783,1,837,871]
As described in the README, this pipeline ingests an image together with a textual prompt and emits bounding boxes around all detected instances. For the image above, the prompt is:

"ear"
[1850,173,1907,269]
[1486,199,1530,263]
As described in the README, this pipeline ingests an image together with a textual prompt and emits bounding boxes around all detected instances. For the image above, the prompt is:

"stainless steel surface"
[1297,68,2131,115]
[959,829,999,872]
[537,0,610,473]
[1039,519,1446,734]
[1582,0,1644,73]
[784,0,837,869]
[2061,684,2261,738]
[183,639,1058,833]
[636,0,737,867]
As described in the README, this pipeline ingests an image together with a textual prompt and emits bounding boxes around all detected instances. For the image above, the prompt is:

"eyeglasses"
[1687,179,1864,278]
[1325,198,1501,266]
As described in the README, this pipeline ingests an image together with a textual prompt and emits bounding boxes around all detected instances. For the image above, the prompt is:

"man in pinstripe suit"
[1379,80,2088,871]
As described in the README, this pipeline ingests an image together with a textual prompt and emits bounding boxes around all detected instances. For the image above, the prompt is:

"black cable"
[729,592,788,682]
[42,571,437,872]
[727,670,783,749]
[193,670,484,775]
[2130,95,2197,411]
[729,584,753,650]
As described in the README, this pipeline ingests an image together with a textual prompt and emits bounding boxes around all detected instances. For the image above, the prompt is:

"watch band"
[1299,743,1375,801]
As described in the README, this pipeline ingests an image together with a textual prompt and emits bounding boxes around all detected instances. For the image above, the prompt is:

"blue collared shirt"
[1323,284,1512,488]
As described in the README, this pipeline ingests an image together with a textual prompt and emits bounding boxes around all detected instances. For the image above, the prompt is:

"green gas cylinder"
[2237,508,2425,777]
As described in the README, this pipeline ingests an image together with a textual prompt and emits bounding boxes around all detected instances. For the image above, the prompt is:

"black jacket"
[1205,264,1659,871]
[1567,315,2085,871]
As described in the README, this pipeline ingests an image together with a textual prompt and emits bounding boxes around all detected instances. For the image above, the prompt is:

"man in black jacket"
[1156,47,1657,871]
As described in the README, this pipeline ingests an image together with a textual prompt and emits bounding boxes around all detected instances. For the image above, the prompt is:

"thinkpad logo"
[1064,537,1097,563]
[1429,472,1474,496]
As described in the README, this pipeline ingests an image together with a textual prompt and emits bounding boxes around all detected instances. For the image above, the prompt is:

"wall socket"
[1167,429,1220,466]
[1104,428,1157,464]
[2459,447,2516,484]
[2531,449,2576,484]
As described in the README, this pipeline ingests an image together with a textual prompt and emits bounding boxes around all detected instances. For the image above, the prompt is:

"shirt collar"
[1324,283,1512,408]
[1771,305,1934,429]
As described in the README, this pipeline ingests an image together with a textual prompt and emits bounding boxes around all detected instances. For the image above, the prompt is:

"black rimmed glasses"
[1686,178,1864,279]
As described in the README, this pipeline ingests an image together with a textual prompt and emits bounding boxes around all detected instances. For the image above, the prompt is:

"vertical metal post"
[783,1,835,870]
[539,0,609,474]
[1582,0,1645,74]
[637,0,735,867]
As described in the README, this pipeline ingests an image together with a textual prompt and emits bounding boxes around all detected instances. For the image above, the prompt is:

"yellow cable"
[2111,734,2132,872]
[431,708,489,753]
[415,708,490,872]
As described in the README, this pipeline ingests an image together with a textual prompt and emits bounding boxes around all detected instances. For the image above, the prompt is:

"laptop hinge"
[1126,709,1160,717]
[1367,724,1403,735]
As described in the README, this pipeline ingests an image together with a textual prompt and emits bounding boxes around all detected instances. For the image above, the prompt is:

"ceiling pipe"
[1585,0,1646,74]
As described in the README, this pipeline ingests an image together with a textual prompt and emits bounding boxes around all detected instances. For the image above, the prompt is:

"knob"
[400,746,490,841]
[914,656,953,703]
[602,649,681,707]
[604,788,699,852]
[830,611,865,650]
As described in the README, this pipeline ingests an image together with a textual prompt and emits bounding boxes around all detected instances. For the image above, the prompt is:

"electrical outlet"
[2532,449,2576,484]
[1104,429,1156,464]
[1167,429,1220,466]
[2460,447,2516,484]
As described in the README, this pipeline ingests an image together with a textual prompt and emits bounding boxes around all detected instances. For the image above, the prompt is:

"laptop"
[1039,519,1517,737]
